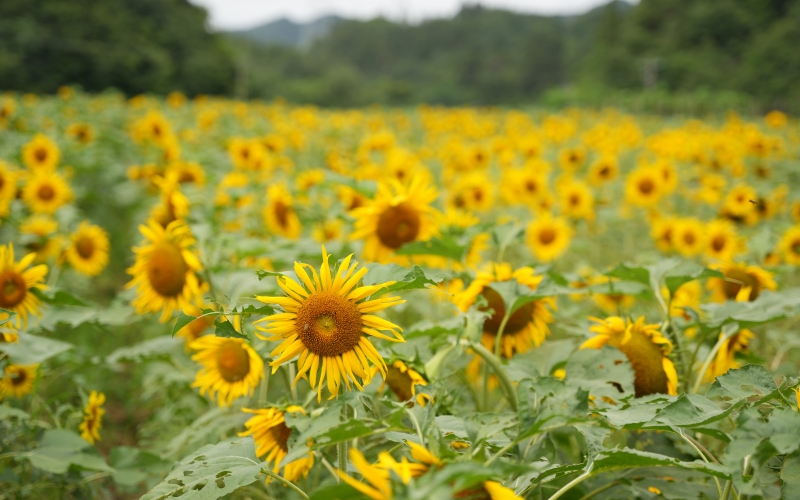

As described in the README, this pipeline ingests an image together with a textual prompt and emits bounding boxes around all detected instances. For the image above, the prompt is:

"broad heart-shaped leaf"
[0,332,72,364]
[781,452,800,499]
[702,289,800,329]
[110,446,171,487]
[161,408,250,461]
[107,336,182,364]
[362,264,442,297]
[663,261,723,296]
[25,429,113,474]
[565,346,636,401]
[604,262,653,285]
[643,394,744,430]
[705,364,779,403]
[599,394,674,429]
[213,318,247,339]
[141,437,265,500]
[395,235,467,261]
[30,287,89,307]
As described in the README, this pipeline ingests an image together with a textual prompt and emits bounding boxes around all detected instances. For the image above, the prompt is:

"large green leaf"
[25,429,113,474]
[703,289,800,329]
[643,393,743,429]
[0,332,72,364]
[0,404,30,420]
[107,336,182,364]
[705,364,780,403]
[363,264,442,297]
[395,235,467,261]
[161,407,250,461]
[663,261,723,296]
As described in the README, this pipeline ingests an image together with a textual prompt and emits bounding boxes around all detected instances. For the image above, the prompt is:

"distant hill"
[229,15,343,48]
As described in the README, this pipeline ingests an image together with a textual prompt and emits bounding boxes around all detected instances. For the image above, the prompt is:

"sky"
[189,0,622,31]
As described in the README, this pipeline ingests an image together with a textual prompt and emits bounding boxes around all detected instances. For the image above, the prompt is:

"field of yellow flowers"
[1,88,800,500]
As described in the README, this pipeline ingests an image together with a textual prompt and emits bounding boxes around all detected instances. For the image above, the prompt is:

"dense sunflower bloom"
[22,134,60,171]
[672,218,706,257]
[190,336,264,408]
[454,263,555,358]
[351,176,440,263]
[79,391,106,444]
[65,222,110,276]
[126,219,204,322]
[0,244,48,329]
[707,262,776,303]
[704,219,743,262]
[581,316,678,397]
[22,170,72,214]
[255,247,405,401]
[0,161,18,218]
[703,329,754,382]
[264,184,302,239]
[0,364,38,399]
[238,406,314,482]
[526,213,572,263]
[777,226,800,265]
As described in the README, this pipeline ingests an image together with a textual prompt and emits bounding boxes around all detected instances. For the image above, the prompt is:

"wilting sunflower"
[0,243,48,329]
[375,360,431,406]
[22,170,72,214]
[703,329,754,382]
[22,134,60,171]
[190,336,264,408]
[707,262,777,303]
[79,391,106,444]
[0,161,18,217]
[526,213,572,263]
[581,316,678,397]
[264,184,302,239]
[454,263,555,358]
[672,218,706,257]
[238,406,314,482]
[0,364,38,399]
[351,176,440,263]
[704,219,743,262]
[65,222,110,276]
[126,219,204,322]
[624,167,662,207]
[255,247,405,401]
[777,226,800,265]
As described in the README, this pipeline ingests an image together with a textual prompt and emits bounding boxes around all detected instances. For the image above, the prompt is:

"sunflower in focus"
[79,391,106,445]
[264,184,302,239]
[454,263,555,358]
[255,247,405,401]
[526,213,572,263]
[238,406,314,482]
[22,170,72,214]
[126,219,204,322]
[351,176,440,263]
[672,218,706,257]
[190,336,264,408]
[0,364,38,400]
[704,219,743,262]
[777,226,800,265]
[707,262,776,303]
[703,329,754,382]
[581,316,678,397]
[65,222,110,276]
[0,243,48,329]
[22,134,60,171]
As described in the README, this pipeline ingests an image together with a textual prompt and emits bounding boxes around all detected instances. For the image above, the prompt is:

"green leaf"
[663,262,723,296]
[213,318,246,339]
[30,288,89,307]
[107,336,183,364]
[0,404,29,420]
[395,235,467,261]
[363,264,442,297]
[781,452,800,499]
[172,311,199,336]
[161,408,250,461]
[141,437,265,500]
[255,270,286,281]
[491,222,524,251]
[643,394,743,429]
[705,364,779,403]
[0,308,16,326]
[25,429,113,474]
[405,316,463,340]
[110,446,171,487]
[0,332,72,364]
[592,448,729,478]
[605,263,652,285]
[310,419,373,449]
[600,395,673,428]
[703,289,800,329]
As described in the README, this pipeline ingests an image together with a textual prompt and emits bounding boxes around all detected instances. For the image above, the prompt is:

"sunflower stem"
[482,311,511,411]
[547,463,595,500]
[471,342,518,412]
[260,468,309,499]
[337,402,348,482]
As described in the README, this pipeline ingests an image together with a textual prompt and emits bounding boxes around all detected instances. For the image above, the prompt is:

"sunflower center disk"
[638,179,654,194]
[269,422,293,453]
[385,365,414,401]
[76,237,95,259]
[296,291,363,357]
[723,268,761,301]
[215,340,251,382]
[10,369,27,386]
[609,332,668,397]
[38,185,55,201]
[480,287,535,336]
[274,201,291,228]
[146,243,188,297]
[711,235,726,252]
[538,228,556,245]
[376,202,421,249]
[35,148,47,162]
[0,271,27,308]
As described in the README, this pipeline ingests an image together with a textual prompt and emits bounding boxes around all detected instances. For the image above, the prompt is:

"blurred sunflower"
[263,184,302,239]
[375,360,431,406]
[581,316,678,397]
[703,329,754,382]
[722,184,758,218]
[21,134,60,171]
[66,123,95,144]
[624,167,662,207]
[0,161,18,218]
[587,156,619,185]
[238,406,314,482]
[351,176,440,263]
[126,219,204,322]
[79,391,106,445]
[20,215,61,262]
[65,222,109,276]
[255,246,405,401]
[558,146,586,172]
[526,213,572,263]
[0,364,38,399]
[447,173,494,212]
[777,226,800,265]
[672,218,706,257]
[650,216,678,253]
[707,262,776,303]
[22,170,72,214]
[557,179,595,221]
[0,243,48,329]
[190,336,264,408]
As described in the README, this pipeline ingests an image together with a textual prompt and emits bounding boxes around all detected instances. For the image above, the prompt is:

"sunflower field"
[1,89,800,500]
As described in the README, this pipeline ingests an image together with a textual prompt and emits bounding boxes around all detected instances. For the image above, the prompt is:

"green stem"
[720,480,732,500]
[471,342,518,412]
[337,403,348,482]
[577,481,620,500]
[679,432,722,498]
[482,311,511,412]
[260,468,309,499]
[405,408,424,444]
[547,463,594,500]
[692,325,737,394]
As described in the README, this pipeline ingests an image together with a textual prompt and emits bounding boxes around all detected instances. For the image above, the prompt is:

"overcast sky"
[189,0,623,31]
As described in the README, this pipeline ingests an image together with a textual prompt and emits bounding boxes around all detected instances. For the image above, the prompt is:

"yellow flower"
[165,161,206,186]
[587,156,619,185]
[377,360,431,406]
[703,329,754,382]
[126,219,204,322]
[228,137,268,171]
[238,406,314,482]
[255,246,405,401]
[0,243,48,329]
[707,262,777,303]
[339,448,393,500]
[650,216,678,253]
[132,111,174,146]
[526,213,572,263]
[0,161,18,218]
[672,218,706,257]
[263,184,302,239]
[558,146,586,172]
[722,184,758,218]
[22,134,60,171]
[765,110,787,129]
[0,364,38,400]
[501,167,549,205]
[592,278,637,315]
[557,179,595,221]
[312,219,344,243]
[665,281,702,321]
[704,219,743,262]
[65,222,110,276]
[777,226,800,265]
[447,172,494,212]
[483,481,523,500]
[351,176,440,263]
[79,391,106,444]
[190,336,264,408]
[581,316,678,397]
[66,123,95,144]
[624,167,662,207]
[22,170,72,214]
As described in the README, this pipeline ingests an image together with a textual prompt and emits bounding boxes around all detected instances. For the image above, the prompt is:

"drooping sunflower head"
[707,262,777,303]
[263,183,302,239]
[22,170,72,214]
[0,363,39,399]
[22,134,60,171]
[79,391,106,445]
[351,176,440,263]
[525,213,572,263]
[238,405,314,482]
[581,316,678,397]
[126,219,204,322]
[65,222,110,277]
[0,243,48,329]
[190,336,264,408]
[255,246,405,401]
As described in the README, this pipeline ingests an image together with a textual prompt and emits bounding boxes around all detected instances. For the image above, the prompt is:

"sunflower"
[165,161,206,186]
[501,168,548,205]
[706,262,777,303]
[126,219,204,322]
[0,364,38,400]
[624,167,662,207]
[557,179,595,221]
[238,406,314,482]
[777,226,800,265]
[65,222,110,276]
[339,448,394,500]
[66,123,95,144]
[592,278,636,315]
[0,161,18,217]
[588,156,619,185]
[722,185,758,218]
[20,215,62,263]
[263,184,302,239]
[190,336,264,408]
[454,263,555,358]
[650,216,678,253]
[665,280,702,321]
[228,137,267,171]
[175,303,214,346]
[22,170,72,214]
[22,134,60,171]
[375,360,431,406]
[0,243,48,329]
[526,213,572,263]
[672,218,706,257]
[581,316,678,397]
[558,146,586,172]
[150,178,190,228]
[255,246,405,401]
[79,391,106,444]
[447,173,494,213]
[704,219,743,262]
[703,329,754,382]
[312,219,344,243]
[351,176,440,263]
